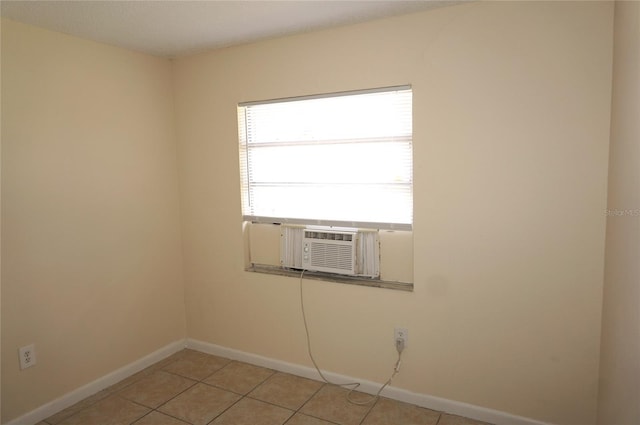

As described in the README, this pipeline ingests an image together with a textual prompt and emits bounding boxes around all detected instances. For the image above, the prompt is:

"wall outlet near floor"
[19,344,37,370]
[394,327,408,348]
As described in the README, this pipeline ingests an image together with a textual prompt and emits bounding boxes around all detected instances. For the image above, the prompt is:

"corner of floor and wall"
[1,1,639,425]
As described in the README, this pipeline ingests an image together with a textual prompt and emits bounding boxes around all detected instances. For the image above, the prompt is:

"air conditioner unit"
[302,229,357,275]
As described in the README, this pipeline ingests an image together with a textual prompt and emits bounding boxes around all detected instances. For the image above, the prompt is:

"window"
[238,86,413,230]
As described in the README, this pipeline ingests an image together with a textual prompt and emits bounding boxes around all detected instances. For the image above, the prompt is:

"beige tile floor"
[38,349,493,425]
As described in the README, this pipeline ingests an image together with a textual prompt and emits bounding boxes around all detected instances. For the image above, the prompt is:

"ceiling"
[1,0,460,58]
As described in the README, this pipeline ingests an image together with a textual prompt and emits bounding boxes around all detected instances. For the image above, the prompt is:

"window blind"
[238,86,413,230]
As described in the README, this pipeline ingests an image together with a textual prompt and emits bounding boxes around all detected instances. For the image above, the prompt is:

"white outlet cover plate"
[19,344,36,370]
[394,327,408,347]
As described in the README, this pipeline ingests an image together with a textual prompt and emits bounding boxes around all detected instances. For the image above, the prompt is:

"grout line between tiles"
[129,409,154,425]
[203,394,247,425]
[41,349,481,425]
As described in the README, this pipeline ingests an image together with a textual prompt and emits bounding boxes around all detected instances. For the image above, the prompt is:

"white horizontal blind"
[238,86,412,230]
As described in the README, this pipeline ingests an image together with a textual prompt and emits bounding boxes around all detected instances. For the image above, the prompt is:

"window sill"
[246,264,413,292]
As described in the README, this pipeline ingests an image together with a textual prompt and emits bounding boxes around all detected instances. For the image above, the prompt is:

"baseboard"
[186,338,552,425]
[5,339,186,425]
[8,338,552,425]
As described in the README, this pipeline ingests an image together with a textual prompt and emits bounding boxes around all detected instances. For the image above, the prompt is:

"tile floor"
[38,349,493,425]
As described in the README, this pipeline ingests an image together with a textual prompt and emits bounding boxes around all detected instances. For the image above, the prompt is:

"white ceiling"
[1,0,460,58]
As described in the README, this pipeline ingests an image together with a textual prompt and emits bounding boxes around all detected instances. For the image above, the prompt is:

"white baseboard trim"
[5,339,186,425]
[8,338,552,425]
[186,338,552,425]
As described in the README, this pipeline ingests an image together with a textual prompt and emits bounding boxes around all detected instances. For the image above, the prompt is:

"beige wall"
[173,2,613,424]
[0,2,620,424]
[1,19,186,422]
[1,16,3,423]
[598,2,640,424]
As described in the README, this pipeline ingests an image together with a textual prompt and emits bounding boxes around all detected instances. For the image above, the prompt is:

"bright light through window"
[238,86,413,230]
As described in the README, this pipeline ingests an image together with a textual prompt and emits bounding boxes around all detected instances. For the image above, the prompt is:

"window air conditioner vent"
[302,229,356,275]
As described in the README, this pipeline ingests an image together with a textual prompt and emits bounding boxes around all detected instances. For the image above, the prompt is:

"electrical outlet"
[394,327,408,348]
[19,344,37,370]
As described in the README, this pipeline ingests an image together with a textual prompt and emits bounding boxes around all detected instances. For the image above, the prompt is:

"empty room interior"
[1,1,638,425]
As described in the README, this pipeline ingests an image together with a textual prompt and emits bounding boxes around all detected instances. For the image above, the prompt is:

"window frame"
[238,85,413,231]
